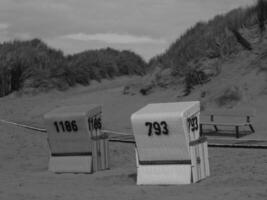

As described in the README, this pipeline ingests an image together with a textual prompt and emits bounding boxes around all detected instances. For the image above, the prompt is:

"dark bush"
[148,1,261,75]
[183,70,209,96]
[0,40,148,97]
[229,28,252,50]
[257,0,267,33]
[215,86,242,107]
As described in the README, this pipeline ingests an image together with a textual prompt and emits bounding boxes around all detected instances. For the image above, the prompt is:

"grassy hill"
[0,39,147,97]
[126,0,267,109]
[149,0,267,73]
[1,0,266,105]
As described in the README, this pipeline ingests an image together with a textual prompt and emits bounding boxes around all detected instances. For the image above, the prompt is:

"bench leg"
[249,124,255,133]
[200,124,203,136]
[235,126,239,138]
[213,125,218,132]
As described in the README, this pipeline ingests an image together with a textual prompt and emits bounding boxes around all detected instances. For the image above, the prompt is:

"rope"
[0,118,134,142]
[1,118,267,148]
[0,119,47,132]
[0,119,132,135]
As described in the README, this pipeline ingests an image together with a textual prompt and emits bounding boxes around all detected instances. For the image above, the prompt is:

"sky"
[0,0,254,60]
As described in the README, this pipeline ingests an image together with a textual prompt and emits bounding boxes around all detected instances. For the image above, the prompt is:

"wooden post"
[200,124,203,136]
[92,132,109,171]
[99,138,105,170]
[249,124,255,133]
[199,143,205,179]
[190,145,198,183]
[92,136,99,172]
[203,141,210,177]
[210,115,214,121]
[246,116,250,123]
[235,126,239,138]
[104,133,110,169]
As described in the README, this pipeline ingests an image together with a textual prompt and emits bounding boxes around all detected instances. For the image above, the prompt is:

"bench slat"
[201,109,255,117]
[200,122,250,126]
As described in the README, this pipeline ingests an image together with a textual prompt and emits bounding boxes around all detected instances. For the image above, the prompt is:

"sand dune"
[0,76,267,199]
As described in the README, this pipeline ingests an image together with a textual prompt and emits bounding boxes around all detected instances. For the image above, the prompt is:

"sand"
[0,76,267,200]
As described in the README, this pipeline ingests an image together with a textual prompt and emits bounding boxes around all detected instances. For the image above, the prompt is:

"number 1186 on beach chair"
[44,104,109,173]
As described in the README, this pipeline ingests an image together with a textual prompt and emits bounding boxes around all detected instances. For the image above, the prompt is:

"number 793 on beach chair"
[131,101,210,185]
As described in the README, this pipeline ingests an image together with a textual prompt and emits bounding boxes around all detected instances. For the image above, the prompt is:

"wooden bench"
[200,109,255,138]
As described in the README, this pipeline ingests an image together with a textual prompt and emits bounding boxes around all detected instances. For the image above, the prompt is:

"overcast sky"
[0,0,254,60]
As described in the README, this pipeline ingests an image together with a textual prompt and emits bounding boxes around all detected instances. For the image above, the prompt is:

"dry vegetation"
[0,1,266,102]
[131,0,267,99]
[0,40,147,97]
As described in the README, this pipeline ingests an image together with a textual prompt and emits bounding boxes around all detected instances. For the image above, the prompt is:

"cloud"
[13,32,32,40]
[62,33,166,45]
[0,23,9,30]
[0,0,254,58]
[0,23,9,42]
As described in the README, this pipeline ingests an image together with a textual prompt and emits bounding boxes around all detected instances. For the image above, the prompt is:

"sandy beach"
[0,77,266,200]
